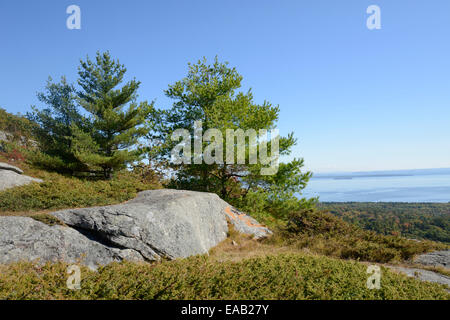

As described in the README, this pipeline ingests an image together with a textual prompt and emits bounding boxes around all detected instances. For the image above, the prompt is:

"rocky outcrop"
[413,250,449,268]
[0,189,271,267]
[0,162,43,191]
[389,266,450,289]
[0,130,38,148]
[0,217,144,270]
[50,189,272,261]
[0,131,12,143]
[387,250,450,290]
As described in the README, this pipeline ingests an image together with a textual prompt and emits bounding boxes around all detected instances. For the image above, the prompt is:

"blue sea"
[302,169,450,202]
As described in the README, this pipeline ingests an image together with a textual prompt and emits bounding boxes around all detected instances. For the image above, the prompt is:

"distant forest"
[321,202,450,244]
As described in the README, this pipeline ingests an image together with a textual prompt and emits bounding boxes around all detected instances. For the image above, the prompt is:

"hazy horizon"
[312,167,450,175]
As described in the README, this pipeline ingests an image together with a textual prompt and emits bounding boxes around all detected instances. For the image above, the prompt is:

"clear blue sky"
[1,0,449,173]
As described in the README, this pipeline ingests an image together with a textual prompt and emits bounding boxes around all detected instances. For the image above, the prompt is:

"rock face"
[0,162,43,191]
[414,250,450,268]
[0,217,144,270]
[0,131,12,143]
[50,189,272,261]
[0,189,271,267]
[389,266,450,288]
[0,130,38,148]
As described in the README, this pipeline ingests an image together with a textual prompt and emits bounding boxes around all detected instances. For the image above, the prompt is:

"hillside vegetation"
[322,202,450,243]
[1,253,448,300]
[0,159,162,213]
[0,108,36,143]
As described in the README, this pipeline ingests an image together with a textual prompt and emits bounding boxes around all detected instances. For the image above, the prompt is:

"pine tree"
[73,51,155,179]
[27,76,89,172]
[157,57,314,217]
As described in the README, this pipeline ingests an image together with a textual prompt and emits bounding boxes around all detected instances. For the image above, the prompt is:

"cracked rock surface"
[0,217,143,270]
[0,189,272,267]
[413,250,449,268]
[50,189,272,262]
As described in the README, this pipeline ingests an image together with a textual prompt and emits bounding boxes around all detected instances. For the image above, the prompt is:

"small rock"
[0,131,12,143]
[0,162,24,174]
[0,170,43,192]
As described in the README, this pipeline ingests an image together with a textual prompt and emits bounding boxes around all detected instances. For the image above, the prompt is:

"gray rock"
[389,266,450,289]
[0,170,43,191]
[0,161,24,174]
[0,130,12,143]
[414,250,450,269]
[0,130,38,148]
[51,189,272,261]
[0,217,144,270]
[0,190,271,268]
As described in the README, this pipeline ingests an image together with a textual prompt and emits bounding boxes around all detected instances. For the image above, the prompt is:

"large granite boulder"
[50,189,272,261]
[0,217,143,270]
[0,189,271,267]
[0,162,43,191]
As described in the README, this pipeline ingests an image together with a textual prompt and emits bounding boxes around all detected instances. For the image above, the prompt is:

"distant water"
[302,173,450,202]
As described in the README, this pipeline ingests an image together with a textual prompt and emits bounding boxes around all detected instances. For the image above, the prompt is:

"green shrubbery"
[0,108,36,143]
[0,253,448,300]
[0,168,161,213]
[269,209,447,263]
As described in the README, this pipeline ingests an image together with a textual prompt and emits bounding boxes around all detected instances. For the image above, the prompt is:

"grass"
[0,252,448,300]
[0,156,162,214]
[1,223,448,300]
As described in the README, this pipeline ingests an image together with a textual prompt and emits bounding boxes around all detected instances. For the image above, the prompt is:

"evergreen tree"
[27,76,88,172]
[157,57,315,217]
[73,51,155,179]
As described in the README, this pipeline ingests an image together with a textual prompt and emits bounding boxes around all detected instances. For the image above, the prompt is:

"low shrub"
[0,168,162,213]
[269,209,447,263]
[0,253,448,300]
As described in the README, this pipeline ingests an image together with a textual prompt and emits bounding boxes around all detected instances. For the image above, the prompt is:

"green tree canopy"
[72,51,156,179]
[27,76,89,172]
[155,57,315,218]
[28,52,156,179]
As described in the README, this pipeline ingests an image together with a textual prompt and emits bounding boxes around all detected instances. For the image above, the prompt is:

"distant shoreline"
[317,174,415,180]
[312,168,450,180]
[318,201,450,204]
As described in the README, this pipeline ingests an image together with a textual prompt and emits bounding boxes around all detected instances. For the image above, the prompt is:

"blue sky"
[1,0,449,173]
